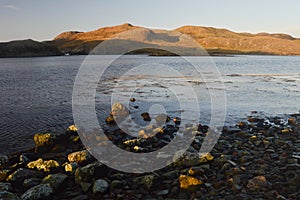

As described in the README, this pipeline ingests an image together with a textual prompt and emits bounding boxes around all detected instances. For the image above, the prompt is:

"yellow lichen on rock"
[179,175,203,189]
[27,158,59,172]
[199,153,214,163]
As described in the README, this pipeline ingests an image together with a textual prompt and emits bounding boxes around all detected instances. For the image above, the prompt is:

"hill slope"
[1,23,300,57]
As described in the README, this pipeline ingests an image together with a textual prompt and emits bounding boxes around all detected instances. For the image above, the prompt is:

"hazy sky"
[1,0,300,42]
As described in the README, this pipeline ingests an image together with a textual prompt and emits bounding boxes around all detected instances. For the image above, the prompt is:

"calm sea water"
[0,55,300,153]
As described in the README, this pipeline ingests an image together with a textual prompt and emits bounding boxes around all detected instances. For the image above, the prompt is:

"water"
[0,55,300,154]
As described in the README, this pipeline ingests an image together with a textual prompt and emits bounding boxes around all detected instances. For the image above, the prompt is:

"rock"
[141,112,151,121]
[92,179,109,194]
[130,98,136,102]
[0,170,9,182]
[155,114,170,125]
[65,162,79,173]
[179,175,203,190]
[105,115,115,124]
[74,161,106,184]
[71,194,89,200]
[27,158,59,172]
[199,153,214,163]
[173,117,181,125]
[23,178,41,189]
[247,176,268,191]
[132,175,155,190]
[42,173,68,190]
[68,150,92,164]
[66,125,78,135]
[7,168,44,183]
[173,150,199,167]
[0,155,9,168]
[79,182,91,192]
[188,166,205,176]
[161,170,180,179]
[157,189,169,196]
[111,102,129,119]
[110,180,126,191]
[0,182,11,191]
[21,183,53,200]
[33,133,56,152]
[0,191,21,200]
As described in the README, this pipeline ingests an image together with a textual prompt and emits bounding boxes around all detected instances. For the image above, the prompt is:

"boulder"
[0,191,21,200]
[247,176,268,191]
[0,182,11,191]
[68,150,92,164]
[21,183,53,200]
[27,158,59,172]
[65,162,79,173]
[7,168,44,184]
[42,173,68,190]
[74,162,107,184]
[23,178,41,190]
[111,102,129,119]
[0,155,9,168]
[92,179,109,194]
[179,175,203,190]
[33,133,56,153]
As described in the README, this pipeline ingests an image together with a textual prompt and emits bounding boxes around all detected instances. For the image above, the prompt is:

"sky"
[1,0,300,42]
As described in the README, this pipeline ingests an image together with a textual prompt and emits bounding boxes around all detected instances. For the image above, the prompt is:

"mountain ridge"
[1,23,300,57]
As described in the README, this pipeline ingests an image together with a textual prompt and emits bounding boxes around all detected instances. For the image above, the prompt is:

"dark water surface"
[1,55,300,154]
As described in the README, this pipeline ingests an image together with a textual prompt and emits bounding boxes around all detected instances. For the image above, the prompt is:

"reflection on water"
[0,55,300,153]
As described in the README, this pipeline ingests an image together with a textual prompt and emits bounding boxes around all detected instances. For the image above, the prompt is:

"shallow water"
[0,55,300,153]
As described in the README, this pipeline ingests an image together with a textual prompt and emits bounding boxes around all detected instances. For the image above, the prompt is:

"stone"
[105,115,115,124]
[7,168,44,183]
[157,189,169,196]
[130,98,136,102]
[0,170,9,182]
[0,155,9,168]
[199,153,214,163]
[188,166,205,176]
[79,182,91,192]
[71,195,89,200]
[173,150,200,167]
[247,176,268,191]
[42,173,68,190]
[21,184,53,200]
[68,150,92,164]
[23,178,41,189]
[141,112,151,121]
[179,175,203,190]
[65,162,79,173]
[173,117,181,125]
[132,175,155,190]
[92,179,109,194]
[111,102,129,119]
[33,133,56,152]
[27,158,59,172]
[155,114,170,125]
[66,125,78,135]
[0,182,11,191]
[0,191,21,200]
[74,162,106,184]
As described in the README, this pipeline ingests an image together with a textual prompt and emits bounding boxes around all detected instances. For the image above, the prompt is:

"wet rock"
[68,150,92,164]
[92,179,109,194]
[0,155,9,168]
[130,98,136,102]
[105,115,115,125]
[111,102,129,119]
[0,191,21,200]
[0,182,11,191]
[110,180,126,191]
[0,170,9,182]
[66,125,78,135]
[7,168,44,184]
[173,117,181,125]
[41,173,68,190]
[188,166,205,176]
[199,153,214,163]
[179,175,203,190]
[247,176,268,191]
[27,158,59,172]
[155,114,170,125]
[65,162,79,173]
[141,112,151,121]
[161,170,180,179]
[21,183,53,200]
[33,133,56,153]
[23,178,41,190]
[157,189,169,196]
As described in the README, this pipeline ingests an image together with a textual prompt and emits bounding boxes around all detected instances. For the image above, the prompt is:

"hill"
[1,23,300,57]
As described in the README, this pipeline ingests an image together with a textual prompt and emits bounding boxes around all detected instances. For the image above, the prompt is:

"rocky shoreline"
[0,108,299,199]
